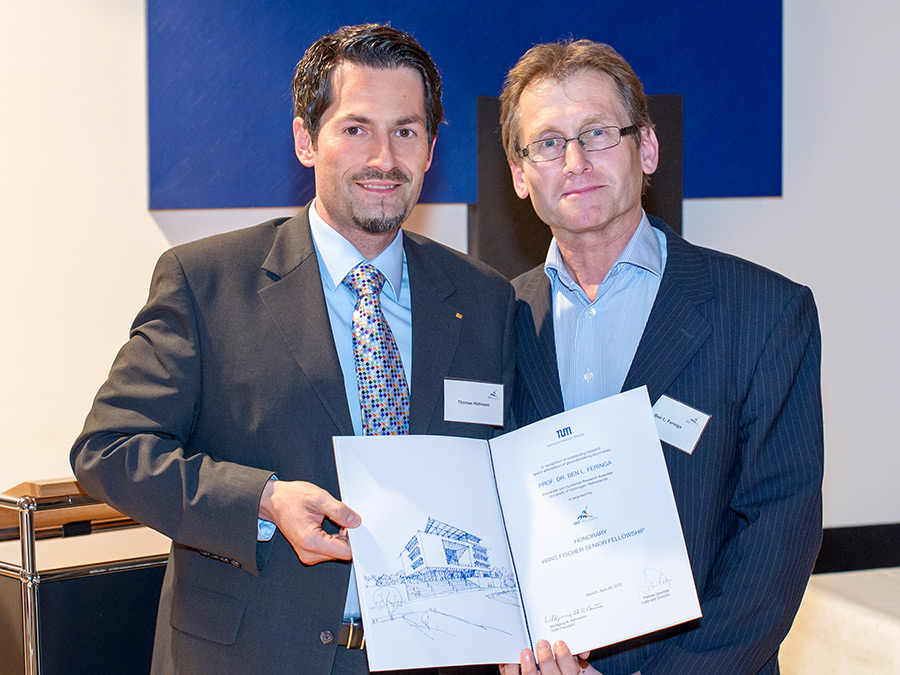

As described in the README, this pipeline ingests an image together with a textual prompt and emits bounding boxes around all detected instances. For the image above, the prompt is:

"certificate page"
[334,435,528,671]
[489,387,701,654]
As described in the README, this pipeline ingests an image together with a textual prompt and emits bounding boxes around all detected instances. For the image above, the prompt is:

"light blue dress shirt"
[308,204,413,427]
[260,202,413,619]
[546,212,667,410]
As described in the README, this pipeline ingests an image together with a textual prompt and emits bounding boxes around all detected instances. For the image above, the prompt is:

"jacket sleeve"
[639,285,824,674]
[70,249,273,575]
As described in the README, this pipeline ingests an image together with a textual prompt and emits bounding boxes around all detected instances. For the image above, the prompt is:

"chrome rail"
[0,482,166,675]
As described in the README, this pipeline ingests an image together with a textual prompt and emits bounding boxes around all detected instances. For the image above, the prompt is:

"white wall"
[1,0,897,528]
[2,1,167,487]
[686,0,900,527]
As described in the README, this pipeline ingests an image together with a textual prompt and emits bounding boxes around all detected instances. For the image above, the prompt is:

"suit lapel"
[257,206,354,436]
[404,234,463,434]
[621,218,713,402]
[515,268,565,418]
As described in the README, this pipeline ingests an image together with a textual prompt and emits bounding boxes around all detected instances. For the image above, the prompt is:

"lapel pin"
[455,313,463,319]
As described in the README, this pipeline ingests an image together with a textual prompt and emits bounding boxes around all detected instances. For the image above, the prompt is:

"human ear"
[424,134,437,171]
[509,160,530,199]
[293,117,316,167]
[639,126,660,176]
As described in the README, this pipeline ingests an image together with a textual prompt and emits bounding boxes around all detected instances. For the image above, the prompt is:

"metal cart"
[0,480,167,675]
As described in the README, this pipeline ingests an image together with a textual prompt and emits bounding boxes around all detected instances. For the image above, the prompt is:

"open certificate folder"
[333,386,701,671]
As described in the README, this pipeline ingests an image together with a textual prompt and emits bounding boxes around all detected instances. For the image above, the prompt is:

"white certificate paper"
[490,387,702,655]
[333,387,700,671]
[334,434,527,671]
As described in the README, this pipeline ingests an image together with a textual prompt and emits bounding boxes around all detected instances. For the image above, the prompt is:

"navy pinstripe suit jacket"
[512,216,824,675]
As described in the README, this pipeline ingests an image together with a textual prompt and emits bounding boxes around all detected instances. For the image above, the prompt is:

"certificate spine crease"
[487,443,534,652]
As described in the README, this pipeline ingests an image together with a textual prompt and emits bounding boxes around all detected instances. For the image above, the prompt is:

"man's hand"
[258,478,361,565]
[499,640,596,675]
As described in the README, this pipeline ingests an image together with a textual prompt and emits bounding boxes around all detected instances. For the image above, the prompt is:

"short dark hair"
[292,23,444,147]
[500,39,654,167]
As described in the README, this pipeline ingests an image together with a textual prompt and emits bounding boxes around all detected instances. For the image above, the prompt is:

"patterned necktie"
[343,262,410,435]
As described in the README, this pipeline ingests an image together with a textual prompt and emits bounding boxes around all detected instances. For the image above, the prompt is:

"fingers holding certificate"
[501,640,597,675]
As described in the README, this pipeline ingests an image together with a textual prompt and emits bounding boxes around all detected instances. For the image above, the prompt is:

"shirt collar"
[308,199,405,301]
[544,211,662,292]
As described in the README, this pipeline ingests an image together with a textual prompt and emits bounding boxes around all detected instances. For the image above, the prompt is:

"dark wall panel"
[814,524,900,574]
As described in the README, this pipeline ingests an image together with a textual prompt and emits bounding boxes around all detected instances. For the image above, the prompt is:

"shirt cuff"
[258,473,278,541]
[257,518,276,541]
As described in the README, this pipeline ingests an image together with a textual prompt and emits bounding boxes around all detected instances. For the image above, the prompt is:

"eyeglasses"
[517,125,638,163]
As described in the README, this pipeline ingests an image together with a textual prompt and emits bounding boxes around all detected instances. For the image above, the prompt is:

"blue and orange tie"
[343,263,410,435]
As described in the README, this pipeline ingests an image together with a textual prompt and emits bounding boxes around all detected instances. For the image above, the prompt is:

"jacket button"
[319,630,335,645]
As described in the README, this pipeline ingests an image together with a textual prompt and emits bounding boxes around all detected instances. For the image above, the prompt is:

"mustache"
[351,168,410,184]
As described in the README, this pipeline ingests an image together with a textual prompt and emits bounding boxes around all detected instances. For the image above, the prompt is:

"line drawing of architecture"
[403,517,490,581]
[361,517,521,640]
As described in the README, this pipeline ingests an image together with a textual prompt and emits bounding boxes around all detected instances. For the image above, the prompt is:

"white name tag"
[443,379,504,426]
[651,395,711,455]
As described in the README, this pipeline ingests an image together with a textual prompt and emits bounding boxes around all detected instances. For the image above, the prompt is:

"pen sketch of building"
[364,516,519,624]
[402,517,492,582]
[376,517,513,601]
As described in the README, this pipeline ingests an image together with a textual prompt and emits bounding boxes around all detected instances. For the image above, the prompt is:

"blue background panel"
[148,1,782,208]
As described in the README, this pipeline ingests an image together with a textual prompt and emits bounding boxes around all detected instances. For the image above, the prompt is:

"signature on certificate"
[544,601,604,632]
[635,568,672,604]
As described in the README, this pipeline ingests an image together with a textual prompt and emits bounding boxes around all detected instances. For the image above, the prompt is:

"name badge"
[651,395,711,455]
[443,379,504,426]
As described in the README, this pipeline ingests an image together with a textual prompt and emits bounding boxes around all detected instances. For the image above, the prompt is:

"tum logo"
[556,426,572,439]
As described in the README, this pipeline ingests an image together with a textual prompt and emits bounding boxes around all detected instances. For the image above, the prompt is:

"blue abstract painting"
[148,1,782,208]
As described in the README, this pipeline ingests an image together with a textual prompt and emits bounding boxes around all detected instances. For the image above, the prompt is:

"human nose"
[367,132,398,172]
[563,138,591,175]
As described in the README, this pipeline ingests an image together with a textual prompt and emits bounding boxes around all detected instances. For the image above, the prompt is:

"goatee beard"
[350,167,411,234]
[353,212,407,234]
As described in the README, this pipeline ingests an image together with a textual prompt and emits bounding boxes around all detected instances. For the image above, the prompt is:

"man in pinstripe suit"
[496,40,824,675]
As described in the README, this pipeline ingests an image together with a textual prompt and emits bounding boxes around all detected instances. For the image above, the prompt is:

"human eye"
[396,128,416,139]
[345,126,363,136]
[580,126,616,151]
[539,137,563,149]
